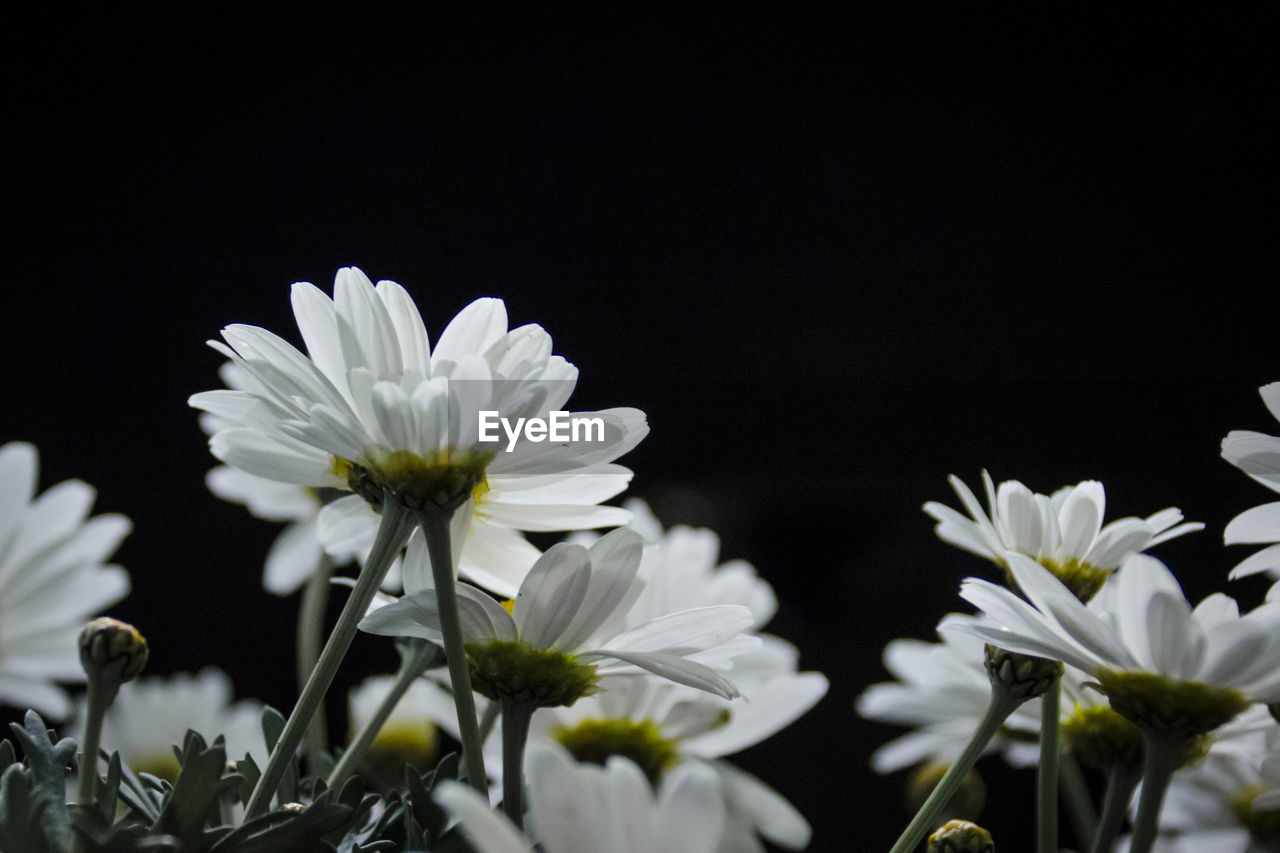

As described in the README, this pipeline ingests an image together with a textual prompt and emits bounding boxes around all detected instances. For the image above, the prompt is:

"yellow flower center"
[999,555,1111,602]
[131,751,182,784]
[551,718,679,786]
[1095,669,1250,737]
[360,720,437,776]
[465,640,598,708]
[1062,704,1143,769]
[1231,785,1280,842]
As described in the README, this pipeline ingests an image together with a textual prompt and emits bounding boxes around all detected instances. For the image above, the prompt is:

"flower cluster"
[856,379,1280,853]
[0,266,826,853]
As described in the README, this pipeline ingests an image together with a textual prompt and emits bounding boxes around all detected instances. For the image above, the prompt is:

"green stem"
[1090,760,1141,853]
[416,506,488,795]
[479,700,500,745]
[1059,750,1098,849]
[75,677,116,807]
[298,552,334,775]
[326,639,439,789]
[1127,729,1184,853]
[500,700,535,829]
[1037,678,1061,853]
[889,686,1023,853]
[244,501,414,819]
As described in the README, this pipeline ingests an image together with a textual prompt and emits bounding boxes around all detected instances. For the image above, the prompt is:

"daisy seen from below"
[345,672,441,782]
[1221,381,1280,580]
[0,441,130,719]
[360,528,752,705]
[435,741,725,853]
[957,552,1280,853]
[924,471,1202,600]
[360,526,754,824]
[532,672,825,852]
[188,266,647,597]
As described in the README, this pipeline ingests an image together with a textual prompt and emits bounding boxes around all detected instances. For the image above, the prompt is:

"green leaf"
[8,710,75,850]
[150,731,239,845]
[0,739,16,775]
[258,707,299,807]
[0,764,54,853]
[234,754,261,808]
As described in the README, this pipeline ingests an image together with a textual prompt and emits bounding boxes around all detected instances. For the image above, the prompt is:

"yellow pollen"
[500,598,515,615]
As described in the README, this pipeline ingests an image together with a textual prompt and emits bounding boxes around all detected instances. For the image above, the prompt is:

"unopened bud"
[984,644,1062,700]
[279,802,307,813]
[928,819,994,853]
[79,618,148,685]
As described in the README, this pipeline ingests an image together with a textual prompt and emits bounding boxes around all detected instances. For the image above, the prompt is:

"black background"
[4,5,1278,850]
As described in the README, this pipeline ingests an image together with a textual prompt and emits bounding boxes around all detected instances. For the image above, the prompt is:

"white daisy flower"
[856,617,1042,773]
[84,668,266,782]
[0,441,131,719]
[924,471,1202,600]
[359,528,753,704]
[534,673,825,851]
[346,674,439,772]
[435,741,725,853]
[957,553,1280,735]
[1221,381,1280,580]
[189,266,647,597]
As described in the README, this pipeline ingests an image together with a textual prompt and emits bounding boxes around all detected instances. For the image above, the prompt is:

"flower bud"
[928,819,994,853]
[79,617,148,685]
[984,644,1062,700]
[279,802,307,813]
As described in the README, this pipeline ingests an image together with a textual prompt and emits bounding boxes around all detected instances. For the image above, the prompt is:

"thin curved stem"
[1090,760,1141,853]
[1127,729,1185,853]
[416,506,488,795]
[298,552,334,774]
[889,686,1024,853]
[326,640,439,789]
[1037,679,1061,853]
[244,501,414,819]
